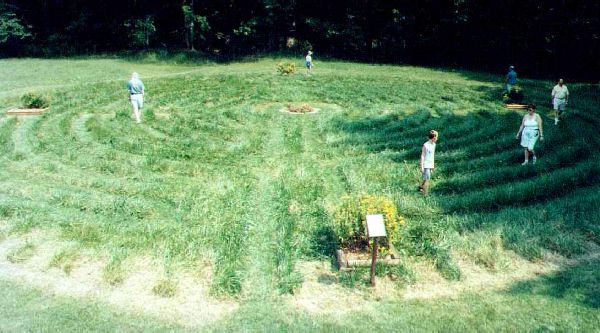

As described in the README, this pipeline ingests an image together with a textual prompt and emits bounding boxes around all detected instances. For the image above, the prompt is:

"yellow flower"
[333,194,406,254]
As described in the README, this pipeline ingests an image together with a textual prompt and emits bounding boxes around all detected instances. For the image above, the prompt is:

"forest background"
[1,0,598,80]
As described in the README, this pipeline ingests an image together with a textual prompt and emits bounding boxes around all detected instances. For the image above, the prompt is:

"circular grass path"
[1,59,599,308]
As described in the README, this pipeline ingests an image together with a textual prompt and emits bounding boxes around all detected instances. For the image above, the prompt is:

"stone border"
[7,108,49,116]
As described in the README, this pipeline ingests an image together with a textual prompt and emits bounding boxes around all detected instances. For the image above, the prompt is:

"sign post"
[366,214,386,287]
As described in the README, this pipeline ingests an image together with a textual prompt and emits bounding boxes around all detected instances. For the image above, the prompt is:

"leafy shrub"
[124,16,156,48]
[333,194,405,254]
[277,61,296,75]
[21,91,50,109]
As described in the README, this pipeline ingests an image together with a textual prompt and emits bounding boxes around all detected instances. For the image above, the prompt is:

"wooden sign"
[366,214,386,238]
[366,214,387,287]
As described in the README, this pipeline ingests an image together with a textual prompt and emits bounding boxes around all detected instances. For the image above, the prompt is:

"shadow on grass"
[331,96,600,214]
[309,226,338,258]
[329,84,600,279]
[506,256,600,309]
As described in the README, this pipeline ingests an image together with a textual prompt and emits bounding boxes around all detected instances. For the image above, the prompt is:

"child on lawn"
[419,130,438,195]
[305,51,313,74]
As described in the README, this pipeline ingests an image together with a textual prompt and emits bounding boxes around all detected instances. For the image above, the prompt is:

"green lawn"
[0,57,599,331]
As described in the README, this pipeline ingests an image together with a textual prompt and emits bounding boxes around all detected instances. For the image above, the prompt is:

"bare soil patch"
[288,246,600,315]
[0,231,236,328]
[3,230,598,323]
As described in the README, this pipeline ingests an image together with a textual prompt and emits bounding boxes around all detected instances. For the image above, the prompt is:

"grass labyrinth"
[1,58,600,330]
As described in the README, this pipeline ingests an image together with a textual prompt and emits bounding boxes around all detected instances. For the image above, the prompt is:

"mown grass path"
[1,58,600,331]
[235,110,340,298]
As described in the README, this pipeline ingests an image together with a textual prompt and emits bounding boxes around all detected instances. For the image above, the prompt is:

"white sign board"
[366,214,386,238]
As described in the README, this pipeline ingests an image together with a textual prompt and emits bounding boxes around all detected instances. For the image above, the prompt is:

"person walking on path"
[505,65,517,94]
[419,130,439,195]
[127,72,145,124]
[516,104,544,165]
[552,78,569,125]
[305,51,314,75]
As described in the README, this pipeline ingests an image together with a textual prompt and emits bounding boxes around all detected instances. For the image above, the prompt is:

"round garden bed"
[279,103,320,114]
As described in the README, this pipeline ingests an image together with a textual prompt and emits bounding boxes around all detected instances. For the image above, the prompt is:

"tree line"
[1,0,599,80]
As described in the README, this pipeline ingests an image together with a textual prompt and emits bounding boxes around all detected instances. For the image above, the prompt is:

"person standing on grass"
[419,130,438,195]
[552,78,569,125]
[127,72,145,124]
[515,104,544,165]
[505,65,517,94]
[305,50,314,75]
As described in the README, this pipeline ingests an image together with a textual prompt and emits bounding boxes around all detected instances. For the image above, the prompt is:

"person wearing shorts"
[551,78,569,125]
[506,65,517,94]
[515,104,544,165]
[419,130,438,195]
[127,72,145,124]
[305,51,313,75]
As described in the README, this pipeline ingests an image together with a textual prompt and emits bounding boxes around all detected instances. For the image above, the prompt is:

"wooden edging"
[7,108,49,116]
[336,249,402,271]
[505,104,527,109]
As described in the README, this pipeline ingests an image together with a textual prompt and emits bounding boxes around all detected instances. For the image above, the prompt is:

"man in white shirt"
[551,79,569,125]
[127,72,145,124]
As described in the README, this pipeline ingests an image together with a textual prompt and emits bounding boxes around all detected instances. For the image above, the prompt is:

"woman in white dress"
[515,104,544,165]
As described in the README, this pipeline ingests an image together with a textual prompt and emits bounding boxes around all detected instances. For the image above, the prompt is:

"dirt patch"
[286,261,378,316]
[288,246,600,315]
[250,102,342,114]
[400,252,557,300]
[0,231,236,328]
[0,220,8,234]
[4,230,598,323]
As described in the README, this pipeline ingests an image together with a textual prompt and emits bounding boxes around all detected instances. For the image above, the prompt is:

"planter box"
[7,108,49,116]
[336,248,402,271]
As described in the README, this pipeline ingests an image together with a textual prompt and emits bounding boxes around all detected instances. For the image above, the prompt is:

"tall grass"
[0,57,599,302]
